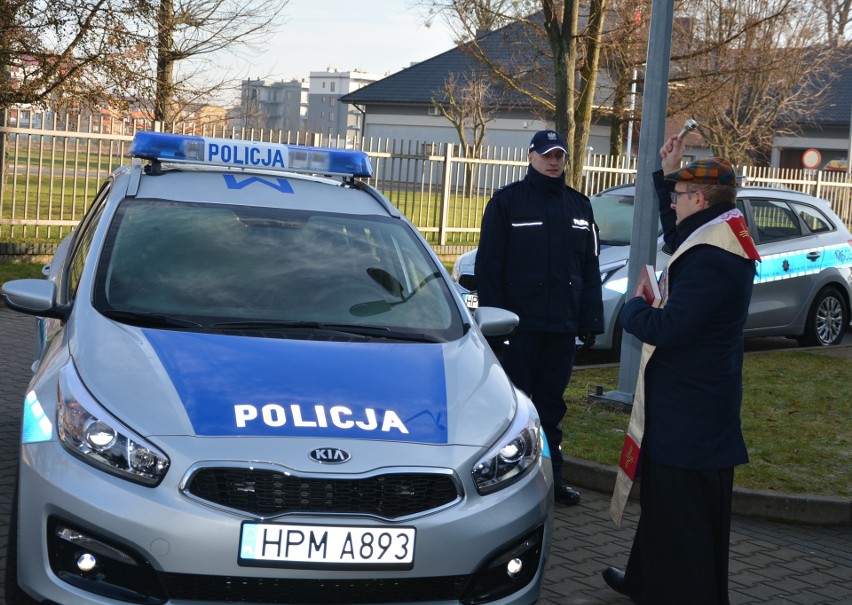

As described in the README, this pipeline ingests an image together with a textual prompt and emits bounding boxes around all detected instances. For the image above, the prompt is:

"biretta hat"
[664,156,737,186]
[529,130,568,155]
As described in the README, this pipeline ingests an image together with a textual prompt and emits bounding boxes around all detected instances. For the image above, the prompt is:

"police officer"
[474,129,604,506]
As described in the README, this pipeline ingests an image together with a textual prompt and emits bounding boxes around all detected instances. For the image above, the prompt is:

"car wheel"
[605,318,623,363]
[4,470,38,605]
[797,286,849,347]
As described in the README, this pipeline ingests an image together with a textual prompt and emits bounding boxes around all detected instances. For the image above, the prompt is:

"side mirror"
[2,279,68,319]
[474,306,519,338]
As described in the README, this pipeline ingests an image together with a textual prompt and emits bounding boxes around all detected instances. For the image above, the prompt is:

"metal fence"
[1,113,850,249]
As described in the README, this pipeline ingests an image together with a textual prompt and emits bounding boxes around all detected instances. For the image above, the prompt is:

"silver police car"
[453,183,852,357]
[2,132,553,604]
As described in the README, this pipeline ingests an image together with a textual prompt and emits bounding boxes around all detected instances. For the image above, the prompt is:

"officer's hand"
[578,332,596,350]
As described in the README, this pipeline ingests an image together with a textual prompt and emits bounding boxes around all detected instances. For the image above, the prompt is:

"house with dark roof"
[772,46,852,171]
[342,19,851,171]
[340,15,616,155]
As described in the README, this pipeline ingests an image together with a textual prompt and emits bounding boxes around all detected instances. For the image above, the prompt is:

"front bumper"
[13,439,554,604]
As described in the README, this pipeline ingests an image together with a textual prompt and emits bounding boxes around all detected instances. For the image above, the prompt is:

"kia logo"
[309,447,351,464]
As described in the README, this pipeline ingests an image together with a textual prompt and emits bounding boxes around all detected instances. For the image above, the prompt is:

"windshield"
[592,192,663,246]
[93,200,464,341]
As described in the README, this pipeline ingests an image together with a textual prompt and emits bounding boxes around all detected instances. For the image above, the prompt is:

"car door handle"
[806,251,821,261]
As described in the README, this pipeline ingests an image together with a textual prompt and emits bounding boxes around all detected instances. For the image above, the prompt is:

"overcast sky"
[218,0,457,84]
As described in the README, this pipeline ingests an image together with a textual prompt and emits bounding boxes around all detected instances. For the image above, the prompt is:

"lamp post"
[625,68,638,158]
[847,101,851,178]
[596,0,675,405]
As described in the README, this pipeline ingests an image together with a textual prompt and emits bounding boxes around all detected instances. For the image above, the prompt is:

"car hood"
[69,307,517,448]
[599,237,665,262]
[454,241,663,277]
[599,243,630,263]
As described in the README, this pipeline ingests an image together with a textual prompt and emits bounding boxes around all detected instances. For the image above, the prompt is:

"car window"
[591,193,662,245]
[93,200,464,341]
[790,202,834,234]
[65,182,111,301]
[747,199,802,243]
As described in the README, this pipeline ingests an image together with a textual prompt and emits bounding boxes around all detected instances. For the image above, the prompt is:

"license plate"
[239,522,415,569]
[462,292,479,310]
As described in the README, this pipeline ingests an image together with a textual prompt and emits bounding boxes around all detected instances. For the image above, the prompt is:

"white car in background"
[453,183,852,358]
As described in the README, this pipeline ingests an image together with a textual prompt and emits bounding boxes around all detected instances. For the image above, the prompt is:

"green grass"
[2,262,848,497]
[2,152,488,246]
[1,182,483,246]
[0,261,45,282]
[565,355,851,498]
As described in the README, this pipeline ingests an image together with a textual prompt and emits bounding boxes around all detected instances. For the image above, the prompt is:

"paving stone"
[1,306,851,604]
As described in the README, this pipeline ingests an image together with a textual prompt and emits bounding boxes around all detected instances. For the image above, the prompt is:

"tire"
[797,286,849,347]
[604,318,623,363]
[4,469,38,605]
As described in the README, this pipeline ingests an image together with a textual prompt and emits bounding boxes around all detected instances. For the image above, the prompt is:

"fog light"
[48,517,168,603]
[76,553,97,573]
[506,557,523,577]
[56,526,136,565]
[461,526,544,604]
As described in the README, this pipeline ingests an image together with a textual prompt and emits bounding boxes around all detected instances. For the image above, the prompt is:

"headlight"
[599,259,628,284]
[57,364,170,486]
[471,396,541,494]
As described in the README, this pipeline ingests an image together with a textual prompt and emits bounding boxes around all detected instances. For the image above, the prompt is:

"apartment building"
[238,78,309,133]
[305,69,382,140]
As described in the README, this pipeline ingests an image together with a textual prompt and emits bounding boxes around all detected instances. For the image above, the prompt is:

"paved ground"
[1,305,851,604]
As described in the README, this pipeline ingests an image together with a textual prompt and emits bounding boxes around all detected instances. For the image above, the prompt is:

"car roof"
[593,182,834,207]
[129,167,393,216]
[119,131,400,218]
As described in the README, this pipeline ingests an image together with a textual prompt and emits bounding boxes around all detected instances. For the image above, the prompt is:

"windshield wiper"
[210,320,325,330]
[210,320,445,343]
[101,309,205,329]
[324,324,445,343]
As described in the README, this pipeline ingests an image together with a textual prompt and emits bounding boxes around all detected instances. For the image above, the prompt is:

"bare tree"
[432,71,501,195]
[129,0,289,124]
[432,72,497,159]
[1,0,288,124]
[419,1,610,189]
[598,0,646,156]
[540,0,609,187]
[665,0,836,164]
[0,0,142,110]
[411,0,535,38]
[817,0,852,46]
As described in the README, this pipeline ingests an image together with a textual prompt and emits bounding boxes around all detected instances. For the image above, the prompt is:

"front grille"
[160,574,470,603]
[185,469,461,518]
[458,274,477,292]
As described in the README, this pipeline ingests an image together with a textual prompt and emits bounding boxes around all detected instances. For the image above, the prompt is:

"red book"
[619,434,641,480]
[634,264,661,305]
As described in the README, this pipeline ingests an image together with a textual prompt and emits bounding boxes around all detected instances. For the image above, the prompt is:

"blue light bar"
[129,132,373,178]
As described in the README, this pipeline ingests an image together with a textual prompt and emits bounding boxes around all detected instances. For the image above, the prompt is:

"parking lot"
[1,305,851,604]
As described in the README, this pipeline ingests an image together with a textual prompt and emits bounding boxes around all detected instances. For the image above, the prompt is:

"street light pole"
[597,0,675,405]
[847,101,851,179]
[625,68,638,158]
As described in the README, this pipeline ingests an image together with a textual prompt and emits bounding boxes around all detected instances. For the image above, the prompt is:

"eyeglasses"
[669,190,695,205]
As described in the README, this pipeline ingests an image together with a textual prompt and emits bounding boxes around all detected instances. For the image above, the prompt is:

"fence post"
[439,145,454,246]
[0,107,6,191]
[815,170,823,199]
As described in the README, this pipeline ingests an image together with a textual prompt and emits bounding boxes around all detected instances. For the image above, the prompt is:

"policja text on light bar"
[129,131,374,178]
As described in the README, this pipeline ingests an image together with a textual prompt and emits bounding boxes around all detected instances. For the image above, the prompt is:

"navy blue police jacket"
[474,165,604,335]
[620,170,754,470]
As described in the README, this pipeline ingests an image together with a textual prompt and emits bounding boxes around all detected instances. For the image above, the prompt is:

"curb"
[564,457,852,526]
